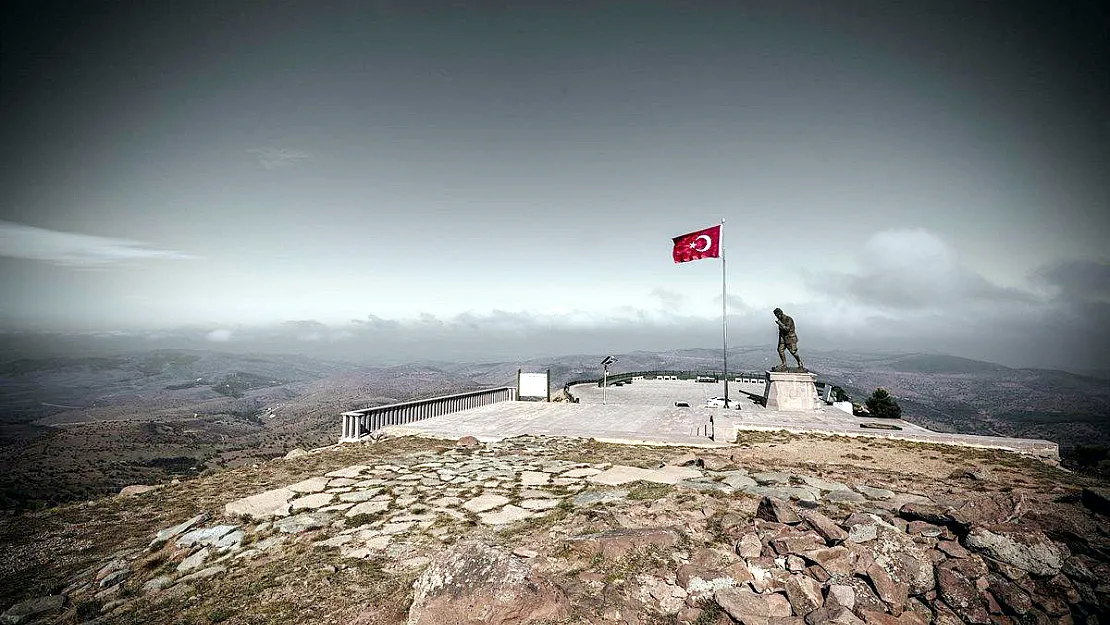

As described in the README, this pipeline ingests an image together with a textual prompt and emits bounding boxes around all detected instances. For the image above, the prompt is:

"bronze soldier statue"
[773,308,805,371]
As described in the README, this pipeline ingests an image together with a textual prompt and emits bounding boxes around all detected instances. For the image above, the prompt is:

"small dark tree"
[831,386,850,403]
[866,387,902,419]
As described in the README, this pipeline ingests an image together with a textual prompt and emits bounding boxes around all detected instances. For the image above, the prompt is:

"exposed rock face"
[963,528,1065,577]
[407,542,569,625]
[0,596,65,625]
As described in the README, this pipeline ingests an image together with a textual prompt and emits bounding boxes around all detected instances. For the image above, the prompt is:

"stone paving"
[121,436,932,581]
[210,436,924,565]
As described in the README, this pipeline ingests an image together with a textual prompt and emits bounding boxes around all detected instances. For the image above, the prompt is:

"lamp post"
[601,355,616,405]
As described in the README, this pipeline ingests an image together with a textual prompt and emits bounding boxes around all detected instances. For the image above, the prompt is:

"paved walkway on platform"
[384,379,1059,459]
[386,401,725,447]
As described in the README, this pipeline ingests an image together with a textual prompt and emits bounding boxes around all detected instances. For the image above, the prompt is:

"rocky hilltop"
[1,431,1108,624]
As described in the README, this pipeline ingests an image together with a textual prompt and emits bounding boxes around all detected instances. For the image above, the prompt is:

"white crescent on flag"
[692,235,712,252]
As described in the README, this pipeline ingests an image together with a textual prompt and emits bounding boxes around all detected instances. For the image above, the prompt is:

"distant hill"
[882,353,1012,374]
[0,346,1108,511]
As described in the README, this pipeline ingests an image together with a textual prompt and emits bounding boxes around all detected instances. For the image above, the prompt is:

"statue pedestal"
[763,371,820,411]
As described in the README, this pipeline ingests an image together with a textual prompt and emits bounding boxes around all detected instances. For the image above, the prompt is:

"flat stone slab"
[274,512,331,534]
[478,505,532,525]
[801,476,851,491]
[520,471,551,486]
[326,465,373,478]
[858,485,896,500]
[287,477,331,493]
[151,512,210,546]
[722,474,758,489]
[290,493,334,511]
[176,525,238,548]
[572,489,630,506]
[346,501,390,517]
[560,468,601,478]
[519,498,560,511]
[177,547,210,572]
[225,487,295,518]
[462,494,511,513]
[339,490,381,503]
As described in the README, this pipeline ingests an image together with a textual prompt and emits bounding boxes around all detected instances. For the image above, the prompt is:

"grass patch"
[627,481,673,501]
[693,598,724,625]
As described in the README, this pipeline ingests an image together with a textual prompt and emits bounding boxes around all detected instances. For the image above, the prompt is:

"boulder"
[771,534,828,556]
[758,496,801,525]
[804,604,865,625]
[865,560,908,615]
[714,587,793,620]
[676,564,736,600]
[118,484,160,497]
[737,533,763,558]
[935,567,990,624]
[456,435,480,447]
[407,542,568,625]
[0,596,65,625]
[963,528,1064,577]
[176,547,210,572]
[799,509,848,543]
[802,546,855,576]
[858,610,929,625]
[897,503,966,532]
[936,540,969,559]
[852,525,935,596]
[826,585,855,610]
[283,448,308,459]
[785,574,824,616]
[1080,487,1110,517]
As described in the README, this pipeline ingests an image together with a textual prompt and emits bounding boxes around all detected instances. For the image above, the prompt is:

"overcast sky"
[2,1,1108,371]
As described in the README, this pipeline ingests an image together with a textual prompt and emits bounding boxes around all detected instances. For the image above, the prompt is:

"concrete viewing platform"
[382,379,1059,460]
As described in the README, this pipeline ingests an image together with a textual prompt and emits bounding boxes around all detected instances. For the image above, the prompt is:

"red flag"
[671,224,721,263]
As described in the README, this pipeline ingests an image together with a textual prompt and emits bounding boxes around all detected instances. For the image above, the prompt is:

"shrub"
[865,388,902,419]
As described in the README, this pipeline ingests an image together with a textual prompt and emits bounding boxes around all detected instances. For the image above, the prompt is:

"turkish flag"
[672,224,721,263]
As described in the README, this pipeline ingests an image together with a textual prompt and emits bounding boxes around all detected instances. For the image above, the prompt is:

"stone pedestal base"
[763,371,820,411]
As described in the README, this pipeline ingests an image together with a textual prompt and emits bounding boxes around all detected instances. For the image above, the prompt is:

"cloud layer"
[246,148,314,170]
[0,221,200,267]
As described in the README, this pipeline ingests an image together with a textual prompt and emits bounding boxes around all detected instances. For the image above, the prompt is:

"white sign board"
[518,372,549,399]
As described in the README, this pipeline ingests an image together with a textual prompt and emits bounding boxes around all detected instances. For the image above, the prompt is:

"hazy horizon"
[3,1,1108,371]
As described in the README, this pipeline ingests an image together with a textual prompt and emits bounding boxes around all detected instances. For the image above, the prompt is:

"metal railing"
[339,387,516,442]
[565,370,771,388]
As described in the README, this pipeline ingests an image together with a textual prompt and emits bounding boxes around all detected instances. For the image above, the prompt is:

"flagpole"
[721,218,729,409]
